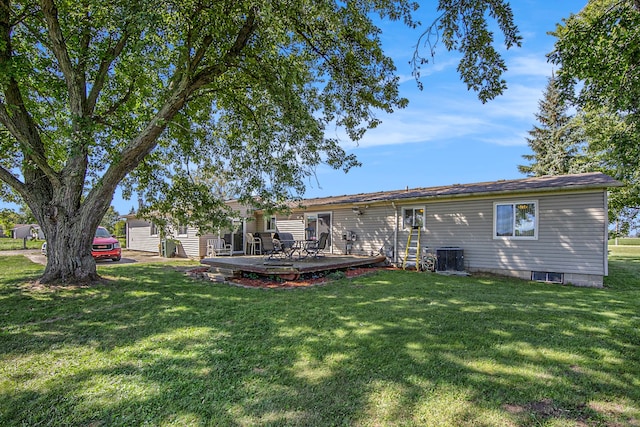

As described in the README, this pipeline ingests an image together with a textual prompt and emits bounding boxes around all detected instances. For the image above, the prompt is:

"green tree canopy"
[0,208,21,236]
[100,206,121,233]
[550,0,640,231]
[551,0,640,118]
[0,0,521,283]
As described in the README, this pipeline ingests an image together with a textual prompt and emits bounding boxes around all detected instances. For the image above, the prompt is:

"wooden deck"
[201,254,387,280]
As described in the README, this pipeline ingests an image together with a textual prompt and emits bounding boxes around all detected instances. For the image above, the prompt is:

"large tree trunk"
[33,194,108,284]
[41,228,98,283]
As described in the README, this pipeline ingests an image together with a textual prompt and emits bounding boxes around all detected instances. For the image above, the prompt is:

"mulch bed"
[188,265,394,289]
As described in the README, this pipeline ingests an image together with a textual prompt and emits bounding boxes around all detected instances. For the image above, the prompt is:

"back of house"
[126,172,621,287]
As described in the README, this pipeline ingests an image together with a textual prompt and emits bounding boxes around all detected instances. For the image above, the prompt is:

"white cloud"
[327,47,555,152]
[482,84,545,120]
[335,110,489,150]
[506,54,555,78]
[333,79,544,151]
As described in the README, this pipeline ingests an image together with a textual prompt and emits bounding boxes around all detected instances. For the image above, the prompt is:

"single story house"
[125,172,621,287]
[11,224,45,240]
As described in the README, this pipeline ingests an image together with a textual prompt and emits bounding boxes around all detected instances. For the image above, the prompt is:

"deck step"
[207,266,239,279]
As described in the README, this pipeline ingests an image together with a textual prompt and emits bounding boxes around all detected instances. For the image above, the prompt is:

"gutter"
[296,182,624,211]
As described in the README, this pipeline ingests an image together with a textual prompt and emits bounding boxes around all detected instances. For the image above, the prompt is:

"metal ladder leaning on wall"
[402,227,421,270]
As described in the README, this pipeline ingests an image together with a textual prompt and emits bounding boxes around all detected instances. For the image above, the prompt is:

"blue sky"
[2,1,587,215]
[294,1,588,202]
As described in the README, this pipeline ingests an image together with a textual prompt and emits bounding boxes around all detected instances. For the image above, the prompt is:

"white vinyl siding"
[331,205,397,256]
[127,219,160,253]
[175,226,200,258]
[422,193,606,276]
[276,219,306,240]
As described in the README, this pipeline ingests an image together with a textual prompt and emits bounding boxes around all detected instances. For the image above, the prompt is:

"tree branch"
[40,0,85,116]
[0,102,56,180]
[0,164,27,199]
[93,80,135,122]
[0,3,60,186]
[87,32,129,115]
[77,9,91,89]
[82,7,260,217]
[192,6,258,86]
[189,34,212,73]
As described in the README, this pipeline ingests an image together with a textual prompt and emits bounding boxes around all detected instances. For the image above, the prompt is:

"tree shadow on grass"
[1,263,639,426]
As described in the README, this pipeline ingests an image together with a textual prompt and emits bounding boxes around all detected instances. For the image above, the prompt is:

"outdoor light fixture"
[352,207,363,215]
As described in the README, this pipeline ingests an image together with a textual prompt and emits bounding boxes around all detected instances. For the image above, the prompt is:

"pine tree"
[518,74,587,176]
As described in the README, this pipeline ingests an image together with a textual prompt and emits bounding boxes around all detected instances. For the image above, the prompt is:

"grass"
[0,236,126,250]
[0,238,44,250]
[609,237,640,246]
[0,250,638,426]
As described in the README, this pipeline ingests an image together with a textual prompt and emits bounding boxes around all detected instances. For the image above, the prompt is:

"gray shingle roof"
[298,172,622,208]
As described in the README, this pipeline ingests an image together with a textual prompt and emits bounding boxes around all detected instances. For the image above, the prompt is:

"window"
[177,224,188,236]
[494,201,537,239]
[532,271,563,284]
[403,207,425,230]
[150,222,159,236]
[264,216,277,232]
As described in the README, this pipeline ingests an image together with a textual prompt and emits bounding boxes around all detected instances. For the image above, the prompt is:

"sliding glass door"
[305,212,332,252]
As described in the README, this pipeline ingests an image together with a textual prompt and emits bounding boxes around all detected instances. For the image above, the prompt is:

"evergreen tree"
[518,74,588,176]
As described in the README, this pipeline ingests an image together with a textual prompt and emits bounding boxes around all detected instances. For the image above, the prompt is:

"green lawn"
[0,250,638,426]
[0,238,44,251]
[609,237,640,246]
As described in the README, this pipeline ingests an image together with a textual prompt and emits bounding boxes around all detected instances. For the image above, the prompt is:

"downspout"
[392,201,398,265]
[242,218,247,255]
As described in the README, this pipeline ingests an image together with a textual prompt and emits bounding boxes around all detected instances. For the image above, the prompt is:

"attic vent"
[531,271,564,284]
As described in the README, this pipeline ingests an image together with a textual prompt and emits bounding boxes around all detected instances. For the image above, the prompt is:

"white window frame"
[177,224,188,237]
[264,216,277,232]
[402,206,426,231]
[493,200,538,240]
[150,222,159,237]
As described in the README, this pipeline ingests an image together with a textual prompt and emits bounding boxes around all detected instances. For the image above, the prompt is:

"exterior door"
[306,212,332,252]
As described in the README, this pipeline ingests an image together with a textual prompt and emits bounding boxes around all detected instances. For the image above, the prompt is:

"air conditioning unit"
[436,247,464,271]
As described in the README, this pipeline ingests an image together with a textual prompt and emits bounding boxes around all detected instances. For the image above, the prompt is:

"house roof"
[11,223,40,231]
[296,172,623,208]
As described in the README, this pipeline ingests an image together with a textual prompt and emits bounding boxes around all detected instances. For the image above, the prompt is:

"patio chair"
[274,232,298,258]
[261,234,283,259]
[245,232,262,255]
[206,238,232,257]
[305,232,329,258]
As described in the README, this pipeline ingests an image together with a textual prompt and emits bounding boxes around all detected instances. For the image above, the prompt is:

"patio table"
[278,239,315,260]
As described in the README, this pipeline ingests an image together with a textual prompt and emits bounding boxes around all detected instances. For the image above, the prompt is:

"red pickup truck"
[42,226,122,261]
